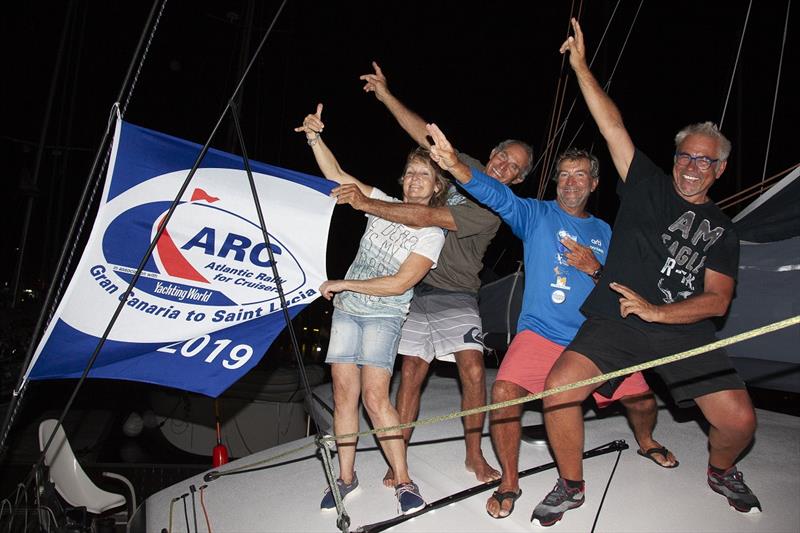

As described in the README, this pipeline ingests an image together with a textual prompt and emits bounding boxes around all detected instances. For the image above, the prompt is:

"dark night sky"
[2,0,797,293]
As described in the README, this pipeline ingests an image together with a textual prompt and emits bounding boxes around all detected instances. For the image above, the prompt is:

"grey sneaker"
[531,478,585,526]
[320,472,360,511]
[708,466,762,513]
[395,481,426,515]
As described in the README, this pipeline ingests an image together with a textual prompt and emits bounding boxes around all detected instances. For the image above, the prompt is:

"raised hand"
[560,237,601,276]
[610,282,662,322]
[293,103,325,140]
[559,17,587,71]
[425,123,458,171]
[359,61,390,102]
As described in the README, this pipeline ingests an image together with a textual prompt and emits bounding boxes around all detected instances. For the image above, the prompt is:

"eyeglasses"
[674,152,719,171]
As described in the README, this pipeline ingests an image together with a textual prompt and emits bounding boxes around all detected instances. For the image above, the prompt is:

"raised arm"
[360,61,431,149]
[294,103,373,195]
[561,18,635,180]
[320,252,434,299]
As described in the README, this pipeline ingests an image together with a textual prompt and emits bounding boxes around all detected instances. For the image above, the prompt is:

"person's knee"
[490,380,524,421]
[724,405,757,437]
[399,357,428,388]
[361,387,389,415]
[621,393,657,414]
[333,383,359,408]
[459,358,486,389]
[492,380,522,403]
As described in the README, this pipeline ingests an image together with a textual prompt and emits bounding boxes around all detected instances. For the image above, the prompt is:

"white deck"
[144,369,800,532]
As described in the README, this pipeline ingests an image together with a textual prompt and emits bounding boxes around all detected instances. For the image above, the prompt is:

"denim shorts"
[325,308,404,373]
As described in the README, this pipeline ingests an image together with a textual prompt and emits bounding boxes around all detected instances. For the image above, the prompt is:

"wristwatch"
[590,265,603,281]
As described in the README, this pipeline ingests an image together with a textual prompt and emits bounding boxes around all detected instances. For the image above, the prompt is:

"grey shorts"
[398,284,485,363]
[567,315,745,407]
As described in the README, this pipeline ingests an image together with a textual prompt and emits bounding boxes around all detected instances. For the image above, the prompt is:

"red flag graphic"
[191,188,220,203]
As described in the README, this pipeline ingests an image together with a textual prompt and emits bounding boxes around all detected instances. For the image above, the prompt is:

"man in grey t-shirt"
[330,62,533,484]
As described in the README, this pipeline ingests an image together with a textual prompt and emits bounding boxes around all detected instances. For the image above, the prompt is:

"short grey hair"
[674,122,732,161]
[492,139,534,180]
[554,148,600,181]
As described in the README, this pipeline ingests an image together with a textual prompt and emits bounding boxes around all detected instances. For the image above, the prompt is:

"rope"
[761,0,792,184]
[719,0,752,131]
[199,485,212,533]
[323,315,800,443]
[202,314,799,480]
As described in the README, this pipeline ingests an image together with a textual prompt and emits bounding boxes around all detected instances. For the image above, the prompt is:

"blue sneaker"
[320,473,360,511]
[395,481,425,515]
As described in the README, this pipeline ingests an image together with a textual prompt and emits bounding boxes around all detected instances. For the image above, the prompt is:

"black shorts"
[566,316,745,407]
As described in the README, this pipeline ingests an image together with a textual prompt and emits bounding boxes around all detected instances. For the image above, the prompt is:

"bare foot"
[486,486,521,518]
[465,456,501,482]
[383,466,395,488]
[637,442,679,468]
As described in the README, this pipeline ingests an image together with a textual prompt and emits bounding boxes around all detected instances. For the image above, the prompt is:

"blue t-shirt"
[462,168,611,346]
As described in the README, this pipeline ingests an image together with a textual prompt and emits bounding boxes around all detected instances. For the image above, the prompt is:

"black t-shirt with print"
[581,149,739,335]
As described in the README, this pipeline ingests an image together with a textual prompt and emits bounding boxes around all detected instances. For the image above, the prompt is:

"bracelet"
[307,135,319,147]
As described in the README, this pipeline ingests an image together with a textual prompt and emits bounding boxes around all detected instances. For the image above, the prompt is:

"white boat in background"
[135,368,800,532]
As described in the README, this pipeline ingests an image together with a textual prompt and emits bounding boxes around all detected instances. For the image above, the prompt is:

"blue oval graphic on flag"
[102,182,306,307]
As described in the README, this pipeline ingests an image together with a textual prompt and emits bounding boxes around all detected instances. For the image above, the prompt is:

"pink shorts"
[496,330,651,408]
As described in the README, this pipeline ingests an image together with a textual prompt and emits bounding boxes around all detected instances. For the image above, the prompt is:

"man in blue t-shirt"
[420,126,675,519]
[522,18,759,527]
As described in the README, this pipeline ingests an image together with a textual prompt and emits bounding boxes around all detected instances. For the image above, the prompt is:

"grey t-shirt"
[421,153,501,293]
[336,188,445,317]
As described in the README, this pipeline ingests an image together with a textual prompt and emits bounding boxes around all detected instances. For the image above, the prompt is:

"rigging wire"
[0,0,169,460]
[545,0,631,194]
[538,0,581,199]
[590,446,624,533]
[550,0,644,170]
[718,161,799,210]
[525,0,626,197]
[761,0,792,184]
[719,0,752,131]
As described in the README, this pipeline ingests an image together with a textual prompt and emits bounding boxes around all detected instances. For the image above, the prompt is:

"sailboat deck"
[143,369,799,532]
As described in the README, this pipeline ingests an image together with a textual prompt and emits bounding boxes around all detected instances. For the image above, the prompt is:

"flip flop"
[637,446,679,468]
[487,489,522,519]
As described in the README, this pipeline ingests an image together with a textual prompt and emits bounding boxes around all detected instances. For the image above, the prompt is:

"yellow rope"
[323,315,800,442]
[207,315,799,475]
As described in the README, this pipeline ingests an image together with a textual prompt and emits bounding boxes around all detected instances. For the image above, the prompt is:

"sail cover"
[24,120,335,397]
[720,167,800,392]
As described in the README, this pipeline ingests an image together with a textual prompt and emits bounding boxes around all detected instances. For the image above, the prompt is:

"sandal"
[637,446,679,468]
[486,489,522,519]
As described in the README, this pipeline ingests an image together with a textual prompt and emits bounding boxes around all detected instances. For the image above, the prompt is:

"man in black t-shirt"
[531,18,760,527]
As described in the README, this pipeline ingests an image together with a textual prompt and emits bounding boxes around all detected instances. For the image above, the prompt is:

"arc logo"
[101,172,308,308]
